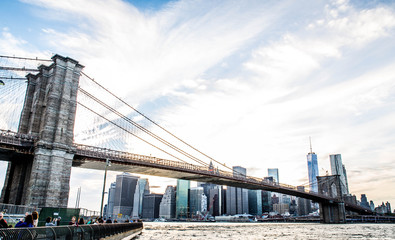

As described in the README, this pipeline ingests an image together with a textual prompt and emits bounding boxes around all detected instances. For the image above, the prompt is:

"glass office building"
[268,168,279,183]
[307,152,319,192]
[176,179,190,218]
[248,190,262,215]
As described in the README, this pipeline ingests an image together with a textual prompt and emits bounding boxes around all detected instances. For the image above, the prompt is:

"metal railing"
[0,129,37,144]
[79,208,100,218]
[0,222,143,240]
[0,203,39,215]
[0,129,36,155]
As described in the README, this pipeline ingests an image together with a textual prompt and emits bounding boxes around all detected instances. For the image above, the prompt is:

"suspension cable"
[0,77,27,80]
[81,72,238,173]
[0,66,40,72]
[77,102,193,165]
[0,55,52,62]
[79,87,209,167]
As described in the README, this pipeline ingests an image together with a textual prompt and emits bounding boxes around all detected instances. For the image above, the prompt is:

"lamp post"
[100,159,111,218]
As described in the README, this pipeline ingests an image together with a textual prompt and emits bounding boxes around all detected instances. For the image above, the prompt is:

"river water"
[135,222,395,239]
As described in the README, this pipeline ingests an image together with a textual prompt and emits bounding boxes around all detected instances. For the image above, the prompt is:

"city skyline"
[0,0,394,211]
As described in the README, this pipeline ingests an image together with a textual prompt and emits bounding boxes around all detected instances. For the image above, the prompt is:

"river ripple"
[134,222,395,239]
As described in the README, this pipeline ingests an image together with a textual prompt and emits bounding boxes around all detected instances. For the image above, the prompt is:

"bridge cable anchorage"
[80,72,245,175]
[77,101,195,165]
[78,87,209,167]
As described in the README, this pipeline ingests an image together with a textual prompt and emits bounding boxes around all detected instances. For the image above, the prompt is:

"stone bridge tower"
[0,55,83,208]
[317,175,346,223]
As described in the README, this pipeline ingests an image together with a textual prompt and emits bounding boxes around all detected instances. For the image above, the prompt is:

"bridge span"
[0,129,371,215]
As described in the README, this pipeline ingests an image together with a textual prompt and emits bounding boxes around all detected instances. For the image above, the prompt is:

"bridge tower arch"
[317,175,346,223]
[0,55,84,208]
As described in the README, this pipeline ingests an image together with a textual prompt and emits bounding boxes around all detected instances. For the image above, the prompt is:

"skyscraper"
[221,187,226,215]
[370,200,375,211]
[197,182,216,213]
[386,202,391,213]
[329,154,349,195]
[226,166,248,215]
[106,182,116,219]
[342,164,349,193]
[209,186,222,216]
[226,185,237,215]
[268,168,279,183]
[176,179,190,219]
[142,193,163,219]
[233,166,246,177]
[159,185,176,219]
[268,168,284,204]
[306,138,319,192]
[261,190,272,212]
[189,187,207,218]
[112,173,139,219]
[242,188,249,214]
[248,190,262,216]
[360,194,370,209]
[296,186,312,216]
[132,178,150,218]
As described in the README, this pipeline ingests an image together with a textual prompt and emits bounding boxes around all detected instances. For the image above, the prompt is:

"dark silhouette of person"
[78,218,85,225]
[0,212,9,228]
[15,215,34,228]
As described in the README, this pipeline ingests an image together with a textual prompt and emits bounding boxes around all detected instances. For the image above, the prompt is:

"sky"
[0,0,395,212]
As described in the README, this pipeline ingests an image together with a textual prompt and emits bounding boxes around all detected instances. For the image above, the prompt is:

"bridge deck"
[0,129,372,214]
[73,143,330,201]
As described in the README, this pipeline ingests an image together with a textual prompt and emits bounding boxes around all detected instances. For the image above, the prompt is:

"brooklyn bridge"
[0,55,372,223]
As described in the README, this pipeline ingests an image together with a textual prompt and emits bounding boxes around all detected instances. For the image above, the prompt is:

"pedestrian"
[15,214,34,228]
[32,211,39,227]
[0,212,9,228]
[56,217,61,226]
[105,217,112,223]
[45,217,56,226]
[69,216,77,226]
[78,218,85,225]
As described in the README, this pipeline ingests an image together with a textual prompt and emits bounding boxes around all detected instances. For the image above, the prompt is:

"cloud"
[0,28,49,57]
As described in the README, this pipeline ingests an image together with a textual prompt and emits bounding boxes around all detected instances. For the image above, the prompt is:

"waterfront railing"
[0,222,143,240]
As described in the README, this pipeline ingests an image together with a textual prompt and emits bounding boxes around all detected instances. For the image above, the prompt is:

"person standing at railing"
[69,216,77,226]
[56,217,61,226]
[86,218,95,224]
[32,211,39,227]
[45,217,56,226]
[15,214,34,228]
[0,212,10,228]
[78,218,85,225]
